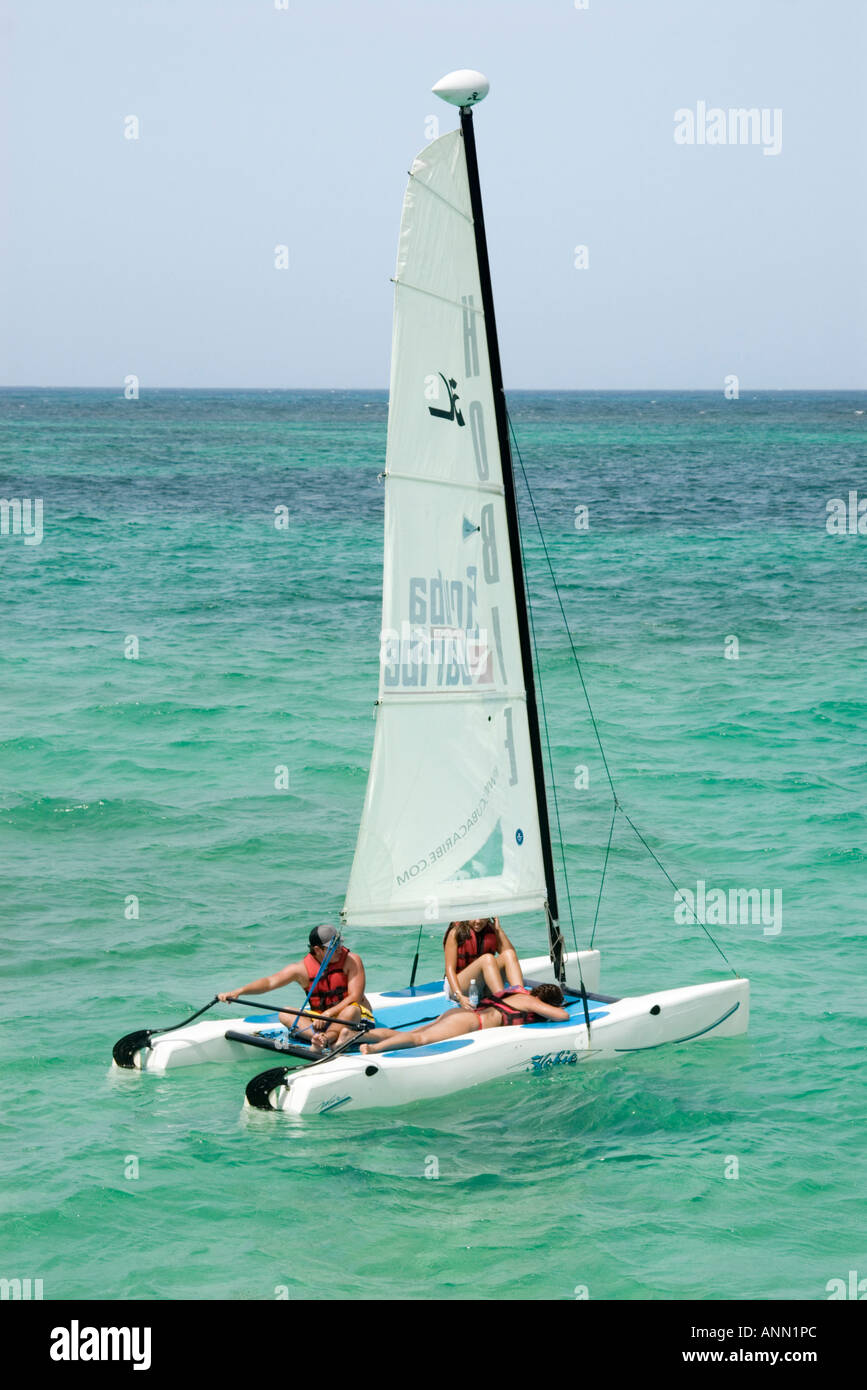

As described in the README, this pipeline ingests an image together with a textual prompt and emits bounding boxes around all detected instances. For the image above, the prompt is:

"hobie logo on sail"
[426,373,465,425]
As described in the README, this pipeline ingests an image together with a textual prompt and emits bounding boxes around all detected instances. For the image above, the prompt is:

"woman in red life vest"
[443,917,523,1007]
[218,924,373,1049]
[359,983,569,1054]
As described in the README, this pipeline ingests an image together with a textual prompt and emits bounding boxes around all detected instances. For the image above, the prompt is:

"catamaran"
[112,71,749,1113]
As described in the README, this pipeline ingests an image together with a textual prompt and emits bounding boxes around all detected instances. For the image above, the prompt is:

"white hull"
[253,975,749,1116]
[113,951,600,1074]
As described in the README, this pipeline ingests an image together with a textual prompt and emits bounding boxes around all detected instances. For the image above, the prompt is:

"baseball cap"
[308,924,341,950]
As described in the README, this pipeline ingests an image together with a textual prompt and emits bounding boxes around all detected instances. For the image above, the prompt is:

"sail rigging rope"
[506,409,739,978]
[590,802,619,950]
[510,431,591,1029]
[513,485,579,957]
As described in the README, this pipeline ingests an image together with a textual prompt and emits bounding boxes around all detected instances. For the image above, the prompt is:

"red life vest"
[303,947,350,1011]
[444,922,499,973]
[477,987,545,1027]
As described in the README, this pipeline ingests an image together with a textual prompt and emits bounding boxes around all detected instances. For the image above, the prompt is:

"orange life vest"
[303,947,350,1011]
[477,987,545,1027]
[445,922,499,973]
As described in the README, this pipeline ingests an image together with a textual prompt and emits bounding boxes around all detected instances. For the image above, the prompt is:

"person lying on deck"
[360,983,569,1055]
[443,917,524,1007]
[218,924,374,1050]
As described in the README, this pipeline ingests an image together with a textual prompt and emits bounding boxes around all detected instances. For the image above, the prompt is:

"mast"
[457,96,564,980]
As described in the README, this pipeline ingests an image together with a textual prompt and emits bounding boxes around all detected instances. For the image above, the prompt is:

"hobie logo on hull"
[318,1095,351,1113]
[528,1050,579,1072]
[50,1320,152,1371]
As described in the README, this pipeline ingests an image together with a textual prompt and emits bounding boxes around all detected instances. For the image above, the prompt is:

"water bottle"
[468,979,479,1009]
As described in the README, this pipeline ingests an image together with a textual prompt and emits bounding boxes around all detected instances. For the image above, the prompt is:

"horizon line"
[0,385,863,394]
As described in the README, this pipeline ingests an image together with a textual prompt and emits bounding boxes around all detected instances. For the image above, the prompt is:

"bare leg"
[329,1004,363,1048]
[359,1025,406,1052]
[498,947,523,988]
[277,1006,362,1051]
[457,959,488,994]
[361,1008,481,1055]
[477,953,507,995]
[458,951,523,994]
[278,1010,317,1041]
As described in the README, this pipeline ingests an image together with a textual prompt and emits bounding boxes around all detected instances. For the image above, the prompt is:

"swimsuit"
[475,988,545,1028]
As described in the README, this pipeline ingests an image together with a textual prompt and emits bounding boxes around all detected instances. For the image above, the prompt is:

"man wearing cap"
[218,925,373,1050]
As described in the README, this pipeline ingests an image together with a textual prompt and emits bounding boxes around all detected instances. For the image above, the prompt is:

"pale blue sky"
[1,0,864,388]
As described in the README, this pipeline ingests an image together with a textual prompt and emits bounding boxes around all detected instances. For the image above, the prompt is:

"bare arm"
[443,931,471,1008]
[344,952,366,1004]
[218,961,306,1002]
[515,994,570,1022]
[493,917,516,954]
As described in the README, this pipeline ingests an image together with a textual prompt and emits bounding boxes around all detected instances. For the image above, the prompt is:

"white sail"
[342,129,548,929]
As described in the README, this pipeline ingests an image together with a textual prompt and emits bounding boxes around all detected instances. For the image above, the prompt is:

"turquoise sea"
[1,388,865,1301]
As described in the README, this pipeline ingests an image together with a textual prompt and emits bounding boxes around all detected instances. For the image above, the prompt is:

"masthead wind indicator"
[432,69,490,107]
